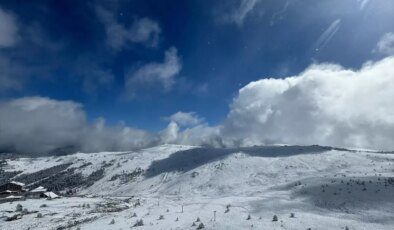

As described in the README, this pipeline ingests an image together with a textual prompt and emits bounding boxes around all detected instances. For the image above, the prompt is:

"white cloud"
[96,6,161,50]
[125,47,182,96]
[165,111,203,127]
[128,18,161,45]
[0,97,158,154]
[160,121,180,144]
[0,7,18,48]
[81,118,159,152]
[161,112,215,146]
[375,32,394,56]
[0,97,217,154]
[160,121,221,147]
[175,124,222,147]
[219,56,394,150]
[219,0,261,26]
[0,97,86,153]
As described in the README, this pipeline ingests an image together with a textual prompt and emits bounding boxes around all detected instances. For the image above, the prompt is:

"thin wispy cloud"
[219,0,261,26]
[0,7,66,94]
[74,59,115,94]
[375,32,394,56]
[125,47,182,98]
[96,5,161,51]
[358,0,370,10]
[313,19,341,52]
[0,7,18,48]
[270,1,290,26]
[0,7,20,92]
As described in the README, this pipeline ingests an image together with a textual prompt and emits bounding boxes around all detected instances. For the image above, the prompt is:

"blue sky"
[1,0,393,128]
[1,0,394,153]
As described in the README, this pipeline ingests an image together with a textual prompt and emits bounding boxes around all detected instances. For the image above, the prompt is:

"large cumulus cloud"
[220,56,394,150]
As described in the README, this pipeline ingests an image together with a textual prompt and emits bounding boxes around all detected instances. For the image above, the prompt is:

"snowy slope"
[1,144,394,229]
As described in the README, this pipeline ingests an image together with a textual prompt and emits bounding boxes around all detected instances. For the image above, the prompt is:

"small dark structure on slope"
[0,181,26,197]
[26,186,48,198]
[0,181,26,203]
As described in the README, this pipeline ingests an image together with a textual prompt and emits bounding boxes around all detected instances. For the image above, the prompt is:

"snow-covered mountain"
[1,144,394,229]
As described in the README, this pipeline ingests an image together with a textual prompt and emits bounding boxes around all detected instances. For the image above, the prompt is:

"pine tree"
[197,222,205,229]
[16,204,23,212]
[133,219,144,227]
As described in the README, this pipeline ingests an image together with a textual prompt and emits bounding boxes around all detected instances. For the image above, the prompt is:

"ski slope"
[1,144,393,229]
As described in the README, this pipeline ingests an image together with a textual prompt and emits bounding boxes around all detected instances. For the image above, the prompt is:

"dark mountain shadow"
[0,145,80,158]
[145,145,333,178]
[248,176,394,224]
[285,176,394,223]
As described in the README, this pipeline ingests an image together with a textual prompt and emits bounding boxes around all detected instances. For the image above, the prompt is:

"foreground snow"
[1,144,394,229]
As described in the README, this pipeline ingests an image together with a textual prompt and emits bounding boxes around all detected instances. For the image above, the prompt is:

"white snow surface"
[1,144,394,229]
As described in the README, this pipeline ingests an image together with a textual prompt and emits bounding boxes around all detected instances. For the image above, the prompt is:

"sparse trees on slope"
[197,222,205,229]
[133,219,144,227]
[16,204,22,212]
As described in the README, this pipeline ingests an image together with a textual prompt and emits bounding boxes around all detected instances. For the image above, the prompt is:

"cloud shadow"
[145,145,333,178]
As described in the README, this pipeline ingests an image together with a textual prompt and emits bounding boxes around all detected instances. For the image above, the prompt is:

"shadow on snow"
[145,145,334,178]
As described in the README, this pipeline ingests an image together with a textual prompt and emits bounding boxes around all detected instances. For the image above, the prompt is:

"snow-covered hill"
[1,144,394,229]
